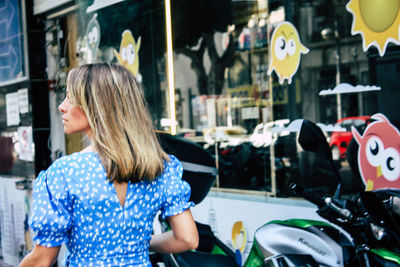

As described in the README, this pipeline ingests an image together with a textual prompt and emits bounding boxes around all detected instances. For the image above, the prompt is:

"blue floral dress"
[29,152,194,266]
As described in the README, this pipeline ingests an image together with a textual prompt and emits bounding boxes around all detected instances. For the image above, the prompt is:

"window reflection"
[169,0,386,196]
[71,0,399,196]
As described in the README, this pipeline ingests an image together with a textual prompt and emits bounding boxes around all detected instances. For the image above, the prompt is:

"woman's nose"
[58,98,67,113]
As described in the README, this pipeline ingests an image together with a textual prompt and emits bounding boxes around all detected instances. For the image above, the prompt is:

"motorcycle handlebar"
[325,197,353,220]
[290,183,354,221]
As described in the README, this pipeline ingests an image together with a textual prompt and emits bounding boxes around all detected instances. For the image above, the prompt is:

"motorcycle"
[243,119,400,266]
[154,118,400,267]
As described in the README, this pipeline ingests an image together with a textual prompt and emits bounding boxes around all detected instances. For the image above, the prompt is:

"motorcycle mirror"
[298,120,342,190]
[299,120,332,161]
[333,183,342,200]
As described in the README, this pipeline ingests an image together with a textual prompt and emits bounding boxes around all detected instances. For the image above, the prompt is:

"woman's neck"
[81,144,95,153]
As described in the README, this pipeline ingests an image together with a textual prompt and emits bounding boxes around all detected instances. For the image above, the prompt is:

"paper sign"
[18,88,29,114]
[18,127,33,162]
[262,107,270,123]
[6,92,20,126]
[352,113,400,191]
[241,107,259,120]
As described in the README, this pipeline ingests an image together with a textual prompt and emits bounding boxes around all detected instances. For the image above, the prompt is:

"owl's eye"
[388,157,395,171]
[121,47,127,61]
[127,43,135,65]
[370,141,379,155]
[88,32,93,43]
[92,27,98,43]
[287,39,296,56]
[381,148,400,181]
[274,36,287,60]
[366,136,384,166]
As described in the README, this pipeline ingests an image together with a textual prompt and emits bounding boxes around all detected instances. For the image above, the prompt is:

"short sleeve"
[160,155,195,220]
[29,161,72,247]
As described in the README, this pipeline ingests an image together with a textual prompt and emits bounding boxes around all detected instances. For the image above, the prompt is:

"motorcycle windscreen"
[296,120,341,197]
[157,132,216,204]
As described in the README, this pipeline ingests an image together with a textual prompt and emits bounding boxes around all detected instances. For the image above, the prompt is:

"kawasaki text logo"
[298,237,328,256]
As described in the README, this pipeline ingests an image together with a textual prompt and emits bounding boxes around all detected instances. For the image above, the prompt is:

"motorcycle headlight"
[370,223,386,240]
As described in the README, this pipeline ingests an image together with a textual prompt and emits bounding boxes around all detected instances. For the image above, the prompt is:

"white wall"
[191,190,323,264]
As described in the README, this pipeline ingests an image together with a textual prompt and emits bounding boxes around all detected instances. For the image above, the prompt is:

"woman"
[20,63,198,266]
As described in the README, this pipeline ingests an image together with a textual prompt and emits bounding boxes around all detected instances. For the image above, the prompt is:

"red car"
[329,116,371,160]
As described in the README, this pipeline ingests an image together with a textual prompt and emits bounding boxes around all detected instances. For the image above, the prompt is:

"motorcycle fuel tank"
[254,219,351,267]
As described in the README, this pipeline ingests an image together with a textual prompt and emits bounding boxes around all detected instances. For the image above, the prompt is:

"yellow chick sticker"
[346,0,400,57]
[231,221,247,265]
[268,22,309,84]
[114,30,141,77]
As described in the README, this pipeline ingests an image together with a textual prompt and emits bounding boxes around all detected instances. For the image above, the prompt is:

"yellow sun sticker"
[346,0,400,57]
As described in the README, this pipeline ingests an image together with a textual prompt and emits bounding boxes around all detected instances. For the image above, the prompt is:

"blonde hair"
[66,63,168,182]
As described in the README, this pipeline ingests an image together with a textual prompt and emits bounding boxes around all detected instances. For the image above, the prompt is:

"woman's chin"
[63,128,74,135]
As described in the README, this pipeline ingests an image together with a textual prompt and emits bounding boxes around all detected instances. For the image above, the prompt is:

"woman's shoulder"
[46,151,100,174]
[163,154,182,173]
[165,154,180,167]
[156,154,183,183]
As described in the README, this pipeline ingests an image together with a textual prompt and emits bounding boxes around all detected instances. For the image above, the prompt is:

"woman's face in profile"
[58,91,91,136]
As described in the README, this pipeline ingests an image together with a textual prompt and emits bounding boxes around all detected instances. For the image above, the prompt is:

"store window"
[0,84,35,178]
[75,0,167,123]
[168,0,400,197]
[0,0,33,179]
[72,0,400,197]
[0,0,28,85]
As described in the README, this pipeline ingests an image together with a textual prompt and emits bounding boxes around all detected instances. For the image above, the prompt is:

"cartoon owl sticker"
[352,113,400,191]
[85,14,101,63]
[114,30,141,78]
[268,22,309,84]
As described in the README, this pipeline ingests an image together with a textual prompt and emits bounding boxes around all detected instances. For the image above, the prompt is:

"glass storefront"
[74,0,167,122]
[0,84,36,179]
[0,0,35,179]
[0,1,398,264]
[63,0,400,197]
